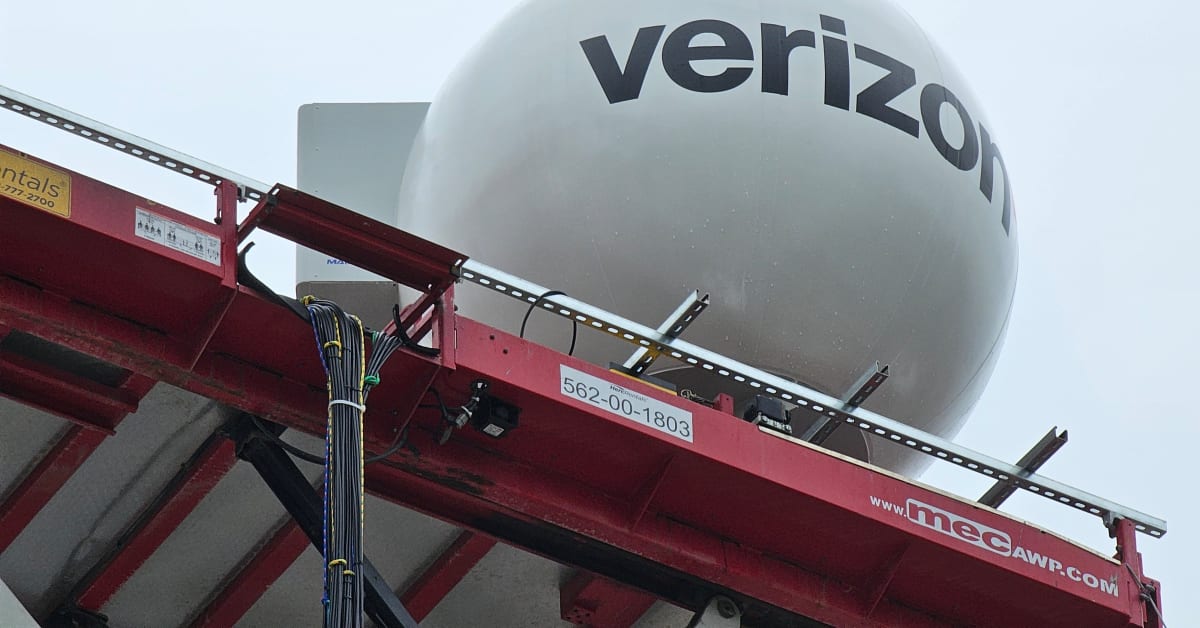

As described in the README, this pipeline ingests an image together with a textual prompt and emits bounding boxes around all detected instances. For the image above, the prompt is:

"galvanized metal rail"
[457,259,1168,538]
[0,81,1167,539]
[0,85,271,201]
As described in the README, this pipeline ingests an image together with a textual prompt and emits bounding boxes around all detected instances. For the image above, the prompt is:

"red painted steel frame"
[400,530,497,621]
[0,317,155,552]
[190,521,310,627]
[75,437,240,611]
[0,425,106,552]
[369,321,1158,627]
[238,184,465,298]
[0,353,144,432]
[0,146,1163,628]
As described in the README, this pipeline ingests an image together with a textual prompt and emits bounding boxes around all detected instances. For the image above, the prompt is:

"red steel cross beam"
[189,520,310,627]
[399,530,498,622]
[0,369,154,553]
[0,425,106,553]
[74,434,240,612]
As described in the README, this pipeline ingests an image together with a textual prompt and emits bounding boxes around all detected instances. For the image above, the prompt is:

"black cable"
[250,415,325,465]
[236,242,311,322]
[391,304,441,357]
[1148,598,1166,628]
[519,289,579,356]
[421,387,448,416]
[305,296,469,627]
[364,427,408,464]
[306,298,367,628]
[248,398,449,466]
[1124,563,1167,627]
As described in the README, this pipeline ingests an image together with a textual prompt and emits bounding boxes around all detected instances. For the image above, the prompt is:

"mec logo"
[906,499,1012,556]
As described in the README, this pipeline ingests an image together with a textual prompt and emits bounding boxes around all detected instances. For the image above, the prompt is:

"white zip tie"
[329,399,366,413]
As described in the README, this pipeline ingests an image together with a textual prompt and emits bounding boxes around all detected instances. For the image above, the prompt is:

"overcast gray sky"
[1,1,1196,624]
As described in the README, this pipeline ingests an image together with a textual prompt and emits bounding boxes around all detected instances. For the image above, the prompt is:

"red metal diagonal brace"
[189,520,310,627]
[0,425,107,553]
[176,180,241,370]
[400,530,497,622]
[861,543,909,618]
[75,435,239,611]
[0,370,153,553]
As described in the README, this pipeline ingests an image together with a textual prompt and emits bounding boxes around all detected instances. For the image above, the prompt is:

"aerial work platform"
[0,87,1166,627]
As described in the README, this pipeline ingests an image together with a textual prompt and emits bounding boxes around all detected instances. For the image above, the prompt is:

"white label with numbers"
[135,207,221,266]
[559,364,693,443]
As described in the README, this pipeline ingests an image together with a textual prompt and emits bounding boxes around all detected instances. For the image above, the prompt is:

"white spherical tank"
[397,0,1018,474]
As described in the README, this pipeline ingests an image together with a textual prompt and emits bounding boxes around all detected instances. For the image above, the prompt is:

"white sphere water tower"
[397,0,1018,474]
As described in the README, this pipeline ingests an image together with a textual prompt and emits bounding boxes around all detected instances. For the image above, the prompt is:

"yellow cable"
[353,314,367,529]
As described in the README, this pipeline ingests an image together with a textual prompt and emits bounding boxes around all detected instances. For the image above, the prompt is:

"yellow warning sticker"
[0,149,71,218]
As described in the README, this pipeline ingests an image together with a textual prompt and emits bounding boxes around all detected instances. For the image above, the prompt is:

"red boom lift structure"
[0,87,1166,627]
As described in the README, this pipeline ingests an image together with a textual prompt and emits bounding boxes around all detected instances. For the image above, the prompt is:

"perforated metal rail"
[457,259,1168,538]
[0,80,1165,539]
[0,85,270,201]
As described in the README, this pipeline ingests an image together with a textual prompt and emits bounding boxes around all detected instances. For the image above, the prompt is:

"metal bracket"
[801,361,889,444]
[686,596,741,628]
[621,291,709,376]
[979,427,1068,508]
[843,362,891,409]
[456,259,1167,538]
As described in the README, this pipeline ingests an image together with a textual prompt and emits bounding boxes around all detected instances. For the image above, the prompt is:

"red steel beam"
[189,520,310,627]
[0,370,154,553]
[0,151,1163,628]
[0,240,1153,627]
[0,238,1149,627]
[357,319,1151,628]
[0,352,141,433]
[237,184,465,298]
[0,425,107,552]
[75,436,239,611]
[561,571,658,628]
[400,530,497,621]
